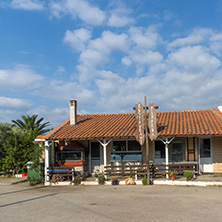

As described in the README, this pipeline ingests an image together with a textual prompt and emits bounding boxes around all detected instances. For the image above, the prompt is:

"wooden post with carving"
[144,96,150,185]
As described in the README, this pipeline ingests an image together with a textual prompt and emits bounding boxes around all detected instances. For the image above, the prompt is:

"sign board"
[135,102,145,146]
[148,103,158,141]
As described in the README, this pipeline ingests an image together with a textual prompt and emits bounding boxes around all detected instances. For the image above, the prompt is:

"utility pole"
[144,96,150,185]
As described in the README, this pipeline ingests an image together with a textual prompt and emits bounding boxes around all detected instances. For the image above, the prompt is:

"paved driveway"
[0,182,222,222]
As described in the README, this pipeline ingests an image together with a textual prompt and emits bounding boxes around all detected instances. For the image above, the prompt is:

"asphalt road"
[0,182,222,222]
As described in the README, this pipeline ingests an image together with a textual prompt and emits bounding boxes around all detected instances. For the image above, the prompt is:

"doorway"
[90,142,101,174]
[169,140,185,162]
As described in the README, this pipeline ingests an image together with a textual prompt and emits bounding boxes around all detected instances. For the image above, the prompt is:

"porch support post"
[44,140,50,183]
[160,137,175,179]
[165,138,169,179]
[97,138,112,178]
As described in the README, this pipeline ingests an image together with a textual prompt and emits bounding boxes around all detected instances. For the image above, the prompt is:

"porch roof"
[38,108,222,140]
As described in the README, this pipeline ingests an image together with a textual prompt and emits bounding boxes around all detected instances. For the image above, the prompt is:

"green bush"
[28,176,43,186]
[184,171,194,181]
[73,176,82,185]
[142,177,148,185]
[98,174,105,185]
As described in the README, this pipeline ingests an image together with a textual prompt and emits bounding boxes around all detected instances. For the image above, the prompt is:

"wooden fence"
[104,163,198,178]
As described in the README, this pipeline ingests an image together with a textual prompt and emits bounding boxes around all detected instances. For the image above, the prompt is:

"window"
[155,141,165,158]
[91,142,100,158]
[200,138,211,158]
[56,151,82,161]
[111,140,142,162]
[128,141,141,151]
[112,141,126,152]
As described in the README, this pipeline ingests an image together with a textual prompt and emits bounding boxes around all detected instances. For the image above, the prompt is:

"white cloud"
[55,66,66,75]
[168,28,213,48]
[0,97,31,109]
[49,0,106,25]
[167,46,220,73]
[0,97,32,124]
[63,28,92,51]
[0,64,44,91]
[121,57,132,66]
[27,106,69,128]
[129,26,162,50]
[75,30,129,82]
[10,0,44,10]
[37,80,97,107]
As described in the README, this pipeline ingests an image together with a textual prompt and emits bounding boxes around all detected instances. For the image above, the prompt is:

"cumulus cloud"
[129,26,162,50]
[167,46,220,73]
[10,0,44,10]
[0,97,31,109]
[108,7,135,27]
[0,97,33,124]
[0,64,44,91]
[36,80,97,107]
[168,28,213,49]
[49,0,106,25]
[63,28,92,51]
[75,30,129,82]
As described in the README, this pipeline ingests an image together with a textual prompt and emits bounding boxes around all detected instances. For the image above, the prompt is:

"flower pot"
[170,175,176,181]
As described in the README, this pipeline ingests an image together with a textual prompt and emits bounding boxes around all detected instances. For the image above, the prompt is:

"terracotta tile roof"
[45,109,222,140]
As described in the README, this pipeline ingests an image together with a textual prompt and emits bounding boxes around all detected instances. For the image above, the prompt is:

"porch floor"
[83,173,222,182]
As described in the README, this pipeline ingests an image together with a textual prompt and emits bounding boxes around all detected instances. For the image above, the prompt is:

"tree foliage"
[1,128,36,175]
[0,114,49,175]
[12,114,50,139]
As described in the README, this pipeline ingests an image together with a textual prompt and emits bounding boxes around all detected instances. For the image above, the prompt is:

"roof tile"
[44,109,222,140]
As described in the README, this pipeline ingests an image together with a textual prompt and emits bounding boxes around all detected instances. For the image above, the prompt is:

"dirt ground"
[0,180,222,222]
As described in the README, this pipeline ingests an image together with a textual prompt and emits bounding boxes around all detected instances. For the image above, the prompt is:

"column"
[165,142,169,179]
[45,141,50,183]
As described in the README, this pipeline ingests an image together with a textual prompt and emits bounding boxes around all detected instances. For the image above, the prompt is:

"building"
[36,100,222,182]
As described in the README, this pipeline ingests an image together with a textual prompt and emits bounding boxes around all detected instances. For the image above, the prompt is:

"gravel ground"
[0,181,222,222]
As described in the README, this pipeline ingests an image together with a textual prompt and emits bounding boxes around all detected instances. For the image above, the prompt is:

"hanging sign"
[148,103,158,141]
[135,102,145,146]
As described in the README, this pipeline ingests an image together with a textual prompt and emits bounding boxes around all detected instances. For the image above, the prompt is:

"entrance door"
[200,138,213,173]
[170,140,184,162]
[90,142,101,174]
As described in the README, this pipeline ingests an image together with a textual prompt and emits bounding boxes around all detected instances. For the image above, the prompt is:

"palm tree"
[12,115,50,138]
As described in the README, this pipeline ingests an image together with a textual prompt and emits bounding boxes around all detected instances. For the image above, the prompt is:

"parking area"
[0,180,222,222]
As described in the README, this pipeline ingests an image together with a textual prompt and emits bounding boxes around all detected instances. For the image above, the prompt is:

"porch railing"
[104,163,198,178]
[47,167,74,182]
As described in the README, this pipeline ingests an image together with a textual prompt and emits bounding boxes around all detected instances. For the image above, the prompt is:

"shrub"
[98,174,105,185]
[142,177,148,185]
[28,176,43,186]
[184,171,194,181]
[73,176,82,185]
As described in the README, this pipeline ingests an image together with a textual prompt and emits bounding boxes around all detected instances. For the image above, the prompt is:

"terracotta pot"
[170,175,176,181]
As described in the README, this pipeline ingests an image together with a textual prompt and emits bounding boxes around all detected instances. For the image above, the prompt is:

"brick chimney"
[69,100,77,125]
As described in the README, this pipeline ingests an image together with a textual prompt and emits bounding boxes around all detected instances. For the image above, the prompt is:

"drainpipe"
[97,138,112,178]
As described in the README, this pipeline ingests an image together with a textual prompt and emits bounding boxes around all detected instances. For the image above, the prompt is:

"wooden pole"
[144,96,150,185]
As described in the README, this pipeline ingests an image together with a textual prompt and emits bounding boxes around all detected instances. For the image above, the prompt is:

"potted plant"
[168,171,178,180]
[97,173,105,185]
[111,176,119,185]
[184,171,194,181]
[142,177,148,185]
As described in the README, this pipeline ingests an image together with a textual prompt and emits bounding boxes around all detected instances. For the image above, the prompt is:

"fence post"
[193,165,196,179]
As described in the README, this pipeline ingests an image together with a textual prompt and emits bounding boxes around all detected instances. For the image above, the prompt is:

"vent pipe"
[69,100,77,125]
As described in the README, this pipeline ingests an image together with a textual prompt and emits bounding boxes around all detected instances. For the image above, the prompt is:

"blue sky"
[0,0,222,128]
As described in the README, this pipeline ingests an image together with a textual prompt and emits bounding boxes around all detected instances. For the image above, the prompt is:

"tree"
[0,123,15,171]
[12,114,50,139]
[2,129,35,175]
